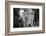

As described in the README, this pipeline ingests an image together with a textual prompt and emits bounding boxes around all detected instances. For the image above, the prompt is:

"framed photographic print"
[5,0,45,36]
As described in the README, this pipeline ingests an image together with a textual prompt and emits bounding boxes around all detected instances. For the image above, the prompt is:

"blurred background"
[0,0,46,36]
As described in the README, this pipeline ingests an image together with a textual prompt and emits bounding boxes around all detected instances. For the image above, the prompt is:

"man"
[19,8,35,27]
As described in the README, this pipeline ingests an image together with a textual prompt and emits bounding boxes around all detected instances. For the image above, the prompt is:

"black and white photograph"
[10,5,43,32]
[5,1,45,35]
[13,8,39,28]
